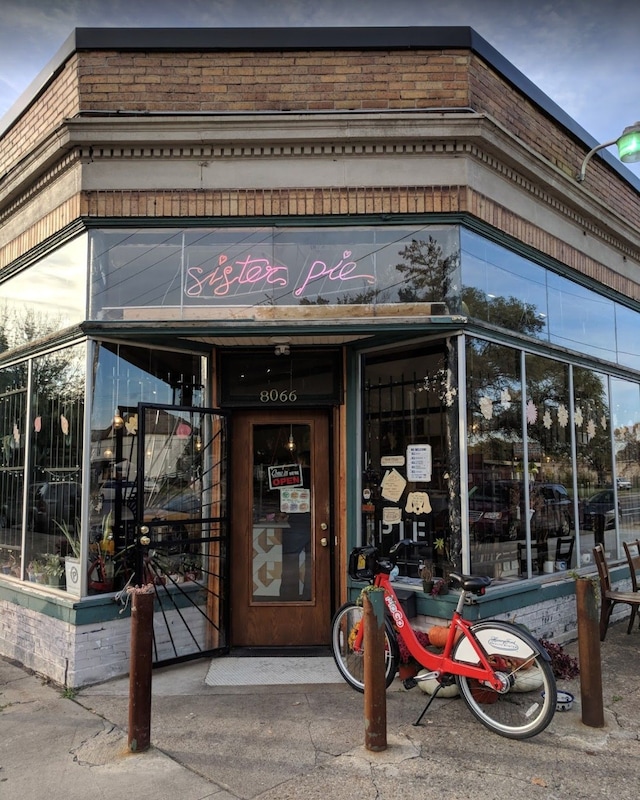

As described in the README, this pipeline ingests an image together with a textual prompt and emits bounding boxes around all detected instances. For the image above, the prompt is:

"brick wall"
[0,598,211,687]
[2,42,639,299]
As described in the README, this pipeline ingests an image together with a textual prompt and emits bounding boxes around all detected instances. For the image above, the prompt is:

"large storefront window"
[89,226,459,318]
[466,334,640,583]
[88,342,206,594]
[460,228,640,369]
[0,236,87,346]
[0,343,86,586]
[0,365,27,578]
[573,367,611,558]
[466,338,525,580]
[361,344,457,582]
[611,378,640,547]
[524,354,574,575]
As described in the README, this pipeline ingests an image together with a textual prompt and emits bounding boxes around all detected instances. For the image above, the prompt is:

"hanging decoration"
[557,404,569,428]
[479,396,493,420]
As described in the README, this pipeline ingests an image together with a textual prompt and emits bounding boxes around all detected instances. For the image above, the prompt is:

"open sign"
[268,463,303,489]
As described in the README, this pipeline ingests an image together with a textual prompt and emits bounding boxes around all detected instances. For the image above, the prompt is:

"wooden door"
[230,410,332,646]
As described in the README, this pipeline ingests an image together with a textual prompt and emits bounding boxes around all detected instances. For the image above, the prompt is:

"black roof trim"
[71,26,479,51]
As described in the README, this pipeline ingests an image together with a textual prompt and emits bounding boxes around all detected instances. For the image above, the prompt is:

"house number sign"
[259,389,298,403]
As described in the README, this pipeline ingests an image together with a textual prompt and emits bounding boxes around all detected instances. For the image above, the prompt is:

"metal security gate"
[132,403,229,666]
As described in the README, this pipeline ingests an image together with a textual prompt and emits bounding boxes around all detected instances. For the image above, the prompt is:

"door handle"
[320,523,328,530]
[320,537,328,547]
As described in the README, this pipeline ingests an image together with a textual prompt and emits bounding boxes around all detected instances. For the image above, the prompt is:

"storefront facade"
[1,27,640,686]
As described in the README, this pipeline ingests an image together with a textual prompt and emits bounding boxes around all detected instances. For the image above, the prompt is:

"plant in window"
[430,577,450,597]
[419,562,435,593]
[1,548,16,576]
[54,519,81,559]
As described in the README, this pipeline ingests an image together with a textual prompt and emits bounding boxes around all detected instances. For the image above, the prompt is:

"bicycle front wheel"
[454,621,557,739]
[331,601,399,692]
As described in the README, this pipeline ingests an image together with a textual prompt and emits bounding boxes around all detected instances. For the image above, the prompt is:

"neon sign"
[185,249,375,300]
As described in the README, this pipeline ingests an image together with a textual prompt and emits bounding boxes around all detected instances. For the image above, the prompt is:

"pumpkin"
[427,625,451,649]
[417,671,459,697]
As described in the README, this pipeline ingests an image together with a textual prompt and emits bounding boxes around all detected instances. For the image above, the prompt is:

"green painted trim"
[0,581,208,625]
[347,569,596,621]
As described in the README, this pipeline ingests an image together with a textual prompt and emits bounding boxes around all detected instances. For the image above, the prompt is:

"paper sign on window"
[406,444,432,482]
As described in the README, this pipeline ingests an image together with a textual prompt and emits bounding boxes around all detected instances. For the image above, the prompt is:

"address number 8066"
[260,389,298,403]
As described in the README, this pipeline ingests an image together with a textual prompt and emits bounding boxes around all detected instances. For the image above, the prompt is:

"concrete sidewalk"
[1,622,639,800]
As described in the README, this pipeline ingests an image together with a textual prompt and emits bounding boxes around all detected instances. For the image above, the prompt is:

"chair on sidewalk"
[593,544,640,641]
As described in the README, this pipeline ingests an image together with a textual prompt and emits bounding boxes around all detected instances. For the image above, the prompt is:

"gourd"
[427,625,451,649]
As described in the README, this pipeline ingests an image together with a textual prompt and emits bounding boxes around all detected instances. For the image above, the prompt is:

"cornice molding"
[2,113,639,272]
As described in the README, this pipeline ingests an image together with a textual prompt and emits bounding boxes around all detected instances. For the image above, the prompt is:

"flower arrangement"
[430,577,450,597]
[397,629,431,664]
[538,639,580,679]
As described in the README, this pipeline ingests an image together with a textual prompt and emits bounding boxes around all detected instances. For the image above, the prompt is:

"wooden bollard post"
[363,588,387,751]
[575,577,605,728]
[128,584,155,751]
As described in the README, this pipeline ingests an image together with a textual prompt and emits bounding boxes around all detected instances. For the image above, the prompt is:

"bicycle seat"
[448,572,492,595]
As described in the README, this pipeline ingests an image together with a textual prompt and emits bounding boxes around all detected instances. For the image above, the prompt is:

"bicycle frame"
[355,572,512,691]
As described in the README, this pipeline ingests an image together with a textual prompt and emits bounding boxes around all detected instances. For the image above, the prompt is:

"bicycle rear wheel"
[453,621,557,739]
[331,601,399,692]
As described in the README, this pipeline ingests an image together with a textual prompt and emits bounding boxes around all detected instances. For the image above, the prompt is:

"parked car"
[32,481,81,534]
[582,489,620,530]
[469,480,573,542]
[616,477,632,490]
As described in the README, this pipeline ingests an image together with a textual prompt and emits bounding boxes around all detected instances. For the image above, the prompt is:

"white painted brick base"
[0,600,212,687]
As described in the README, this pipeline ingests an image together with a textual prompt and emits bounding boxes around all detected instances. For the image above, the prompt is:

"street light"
[576,122,640,182]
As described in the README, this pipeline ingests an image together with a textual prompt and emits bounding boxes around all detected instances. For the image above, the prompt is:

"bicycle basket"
[348,546,378,580]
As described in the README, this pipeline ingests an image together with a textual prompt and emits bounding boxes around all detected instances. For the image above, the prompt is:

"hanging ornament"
[479,396,493,420]
[557,404,569,428]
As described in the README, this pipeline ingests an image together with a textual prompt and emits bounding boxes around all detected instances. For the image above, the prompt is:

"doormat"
[205,656,344,686]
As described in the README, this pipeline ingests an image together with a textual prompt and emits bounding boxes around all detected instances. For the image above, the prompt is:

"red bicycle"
[331,539,557,739]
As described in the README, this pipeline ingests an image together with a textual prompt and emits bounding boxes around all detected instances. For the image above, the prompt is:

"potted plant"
[419,562,434,593]
[397,629,431,679]
[43,553,65,587]
[430,577,450,597]
[434,536,456,580]
[54,520,82,596]
[28,557,47,584]
[1,548,16,576]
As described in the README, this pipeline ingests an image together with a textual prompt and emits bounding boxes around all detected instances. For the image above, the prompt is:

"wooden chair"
[518,540,547,575]
[593,544,640,641]
[554,537,575,568]
[622,539,640,592]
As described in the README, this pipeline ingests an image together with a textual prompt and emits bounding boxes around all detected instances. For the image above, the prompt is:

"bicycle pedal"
[402,677,418,690]
[414,671,439,683]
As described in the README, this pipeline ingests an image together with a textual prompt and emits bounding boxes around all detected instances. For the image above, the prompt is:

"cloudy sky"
[1,0,639,175]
